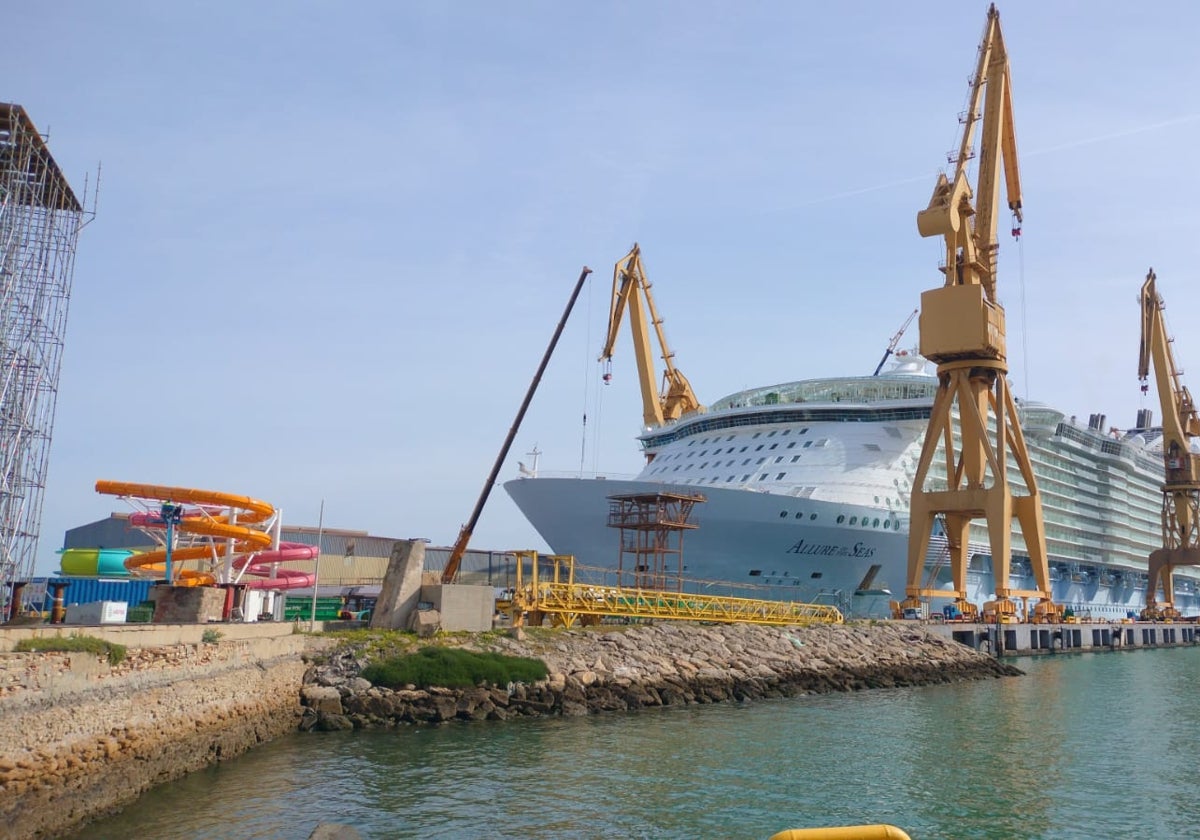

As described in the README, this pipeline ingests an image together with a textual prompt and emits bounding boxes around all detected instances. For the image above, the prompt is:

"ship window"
[769,443,778,450]
[759,473,769,480]
[779,511,788,518]
[699,450,707,456]
[775,456,784,463]
[791,456,800,463]
[700,462,708,468]
[872,518,880,527]
[795,512,803,519]
[749,569,762,576]
[800,427,809,434]
[837,515,846,523]
[849,516,858,525]
[874,496,880,503]
[739,446,747,453]
[726,435,734,441]
[727,476,735,482]
[787,442,796,449]
[803,442,813,449]
[756,445,764,451]
[768,431,777,437]
[810,513,818,520]
[776,472,787,480]
[673,466,680,472]
[757,458,765,465]
[782,429,791,436]
[753,432,761,439]
[863,443,881,451]
[726,460,734,467]
[742,474,751,481]
[743,459,751,465]
[811,572,823,579]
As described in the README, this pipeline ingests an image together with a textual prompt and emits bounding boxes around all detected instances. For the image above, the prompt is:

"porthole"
[795,512,803,519]
[849,516,858,525]
[779,511,788,518]
[872,518,880,528]
[837,515,846,524]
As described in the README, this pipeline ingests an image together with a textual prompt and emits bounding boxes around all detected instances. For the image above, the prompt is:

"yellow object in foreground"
[770,826,912,840]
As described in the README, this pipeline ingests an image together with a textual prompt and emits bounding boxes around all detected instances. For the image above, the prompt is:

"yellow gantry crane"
[600,244,703,434]
[901,4,1056,623]
[1138,269,1200,620]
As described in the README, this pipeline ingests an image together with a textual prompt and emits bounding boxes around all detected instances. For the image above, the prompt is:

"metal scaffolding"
[606,491,705,592]
[0,103,89,611]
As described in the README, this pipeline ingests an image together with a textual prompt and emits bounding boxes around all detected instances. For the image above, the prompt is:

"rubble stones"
[301,622,1021,730]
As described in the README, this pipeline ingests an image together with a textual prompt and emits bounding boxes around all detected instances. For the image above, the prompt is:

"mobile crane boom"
[872,309,918,376]
[440,266,593,585]
[598,244,702,429]
[1138,269,1200,615]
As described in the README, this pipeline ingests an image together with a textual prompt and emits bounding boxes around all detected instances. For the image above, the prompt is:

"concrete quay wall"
[923,620,1200,655]
[0,626,316,840]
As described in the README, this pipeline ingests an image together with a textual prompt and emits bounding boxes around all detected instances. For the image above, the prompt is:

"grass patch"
[14,634,127,666]
[201,629,223,644]
[362,646,548,689]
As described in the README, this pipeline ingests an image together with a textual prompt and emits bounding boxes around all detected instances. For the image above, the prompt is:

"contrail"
[1025,113,1200,157]
[781,113,1200,209]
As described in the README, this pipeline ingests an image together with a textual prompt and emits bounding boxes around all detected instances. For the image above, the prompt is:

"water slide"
[58,547,137,577]
[94,480,319,589]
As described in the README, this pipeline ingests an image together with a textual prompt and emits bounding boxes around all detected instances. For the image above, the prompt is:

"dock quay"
[923,621,1199,656]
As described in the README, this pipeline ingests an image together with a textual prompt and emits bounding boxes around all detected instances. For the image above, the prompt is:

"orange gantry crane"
[900,4,1057,624]
[1138,269,1199,620]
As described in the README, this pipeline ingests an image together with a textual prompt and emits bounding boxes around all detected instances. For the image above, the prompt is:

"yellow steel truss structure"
[506,552,842,629]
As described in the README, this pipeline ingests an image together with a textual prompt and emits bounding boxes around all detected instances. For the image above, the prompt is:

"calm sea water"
[73,649,1200,840]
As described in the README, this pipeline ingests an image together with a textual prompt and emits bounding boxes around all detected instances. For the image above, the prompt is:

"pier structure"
[0,104,89,611]
[606,491,704,592]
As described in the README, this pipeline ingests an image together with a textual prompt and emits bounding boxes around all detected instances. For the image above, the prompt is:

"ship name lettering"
[785,538,873,558]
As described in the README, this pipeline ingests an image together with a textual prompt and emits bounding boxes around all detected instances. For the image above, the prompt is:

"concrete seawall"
[0,625,313,840]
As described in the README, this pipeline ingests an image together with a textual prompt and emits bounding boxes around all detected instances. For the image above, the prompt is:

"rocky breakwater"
[300,622,1021,729]
[0,632,314,840]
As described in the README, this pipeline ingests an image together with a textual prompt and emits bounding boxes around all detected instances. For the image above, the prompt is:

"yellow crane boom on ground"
[599,244,702,432]
[1138,269,1200,619]
[901,3,1056,623]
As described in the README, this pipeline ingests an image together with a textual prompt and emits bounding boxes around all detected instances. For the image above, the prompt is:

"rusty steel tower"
[0,103,89,608]
[606,491,705,592]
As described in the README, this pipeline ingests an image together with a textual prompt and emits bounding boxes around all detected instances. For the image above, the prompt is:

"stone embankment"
[0,631,312,840]
[300,622,1021,730]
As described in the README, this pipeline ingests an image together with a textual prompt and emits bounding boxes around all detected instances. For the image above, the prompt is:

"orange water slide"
[94,481,277,584]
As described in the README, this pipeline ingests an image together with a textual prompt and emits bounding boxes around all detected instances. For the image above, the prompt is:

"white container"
[64,600,128,624]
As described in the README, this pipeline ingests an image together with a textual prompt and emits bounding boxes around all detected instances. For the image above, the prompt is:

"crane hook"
[1010,210,1022,239]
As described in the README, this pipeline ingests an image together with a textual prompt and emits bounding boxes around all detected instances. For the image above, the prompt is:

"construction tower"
[0,103,90,614]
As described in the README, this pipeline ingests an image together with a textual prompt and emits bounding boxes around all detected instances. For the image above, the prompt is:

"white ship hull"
[506,361,1200,619]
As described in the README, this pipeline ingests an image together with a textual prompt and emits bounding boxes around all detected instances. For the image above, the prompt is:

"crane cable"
[578,271,592,476]
[1016,216,1030,405]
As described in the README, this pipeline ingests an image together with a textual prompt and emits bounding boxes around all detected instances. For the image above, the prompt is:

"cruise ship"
[505,354,1200,619]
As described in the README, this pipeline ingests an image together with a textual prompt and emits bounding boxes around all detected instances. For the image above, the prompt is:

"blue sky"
[8,1,1200,575]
